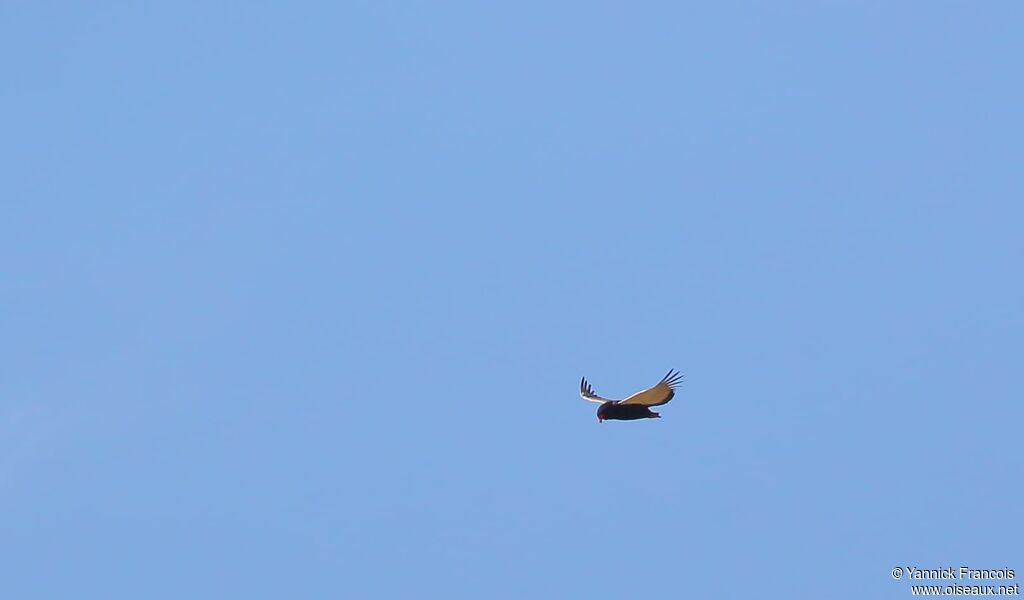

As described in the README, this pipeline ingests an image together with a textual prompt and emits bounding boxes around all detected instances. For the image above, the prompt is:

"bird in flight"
[580,369,683,422]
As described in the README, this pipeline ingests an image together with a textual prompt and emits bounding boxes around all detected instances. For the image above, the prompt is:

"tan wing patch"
[619,369,683,407]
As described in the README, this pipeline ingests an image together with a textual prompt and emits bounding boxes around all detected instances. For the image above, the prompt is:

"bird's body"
[581,370,683,422]
[596,402,661,421]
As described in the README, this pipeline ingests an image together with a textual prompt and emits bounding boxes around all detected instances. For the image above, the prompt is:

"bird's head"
[596,402,611,423]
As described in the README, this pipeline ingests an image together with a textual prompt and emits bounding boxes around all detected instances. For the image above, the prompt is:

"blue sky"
[2,2,1022,598]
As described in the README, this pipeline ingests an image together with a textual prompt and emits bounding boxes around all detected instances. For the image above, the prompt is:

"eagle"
[580,369,683,422]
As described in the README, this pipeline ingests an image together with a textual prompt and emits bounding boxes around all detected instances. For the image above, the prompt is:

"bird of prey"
[580,370,683,422]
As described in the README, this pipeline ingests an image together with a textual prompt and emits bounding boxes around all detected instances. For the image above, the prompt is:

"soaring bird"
[580,370,683,422]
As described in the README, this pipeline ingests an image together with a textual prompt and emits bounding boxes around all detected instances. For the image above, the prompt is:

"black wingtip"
[662,369,684,387]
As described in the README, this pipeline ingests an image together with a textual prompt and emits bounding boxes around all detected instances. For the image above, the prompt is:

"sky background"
[2,2,1022,598]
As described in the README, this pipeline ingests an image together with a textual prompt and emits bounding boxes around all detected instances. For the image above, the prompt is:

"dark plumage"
[596,402,660,421]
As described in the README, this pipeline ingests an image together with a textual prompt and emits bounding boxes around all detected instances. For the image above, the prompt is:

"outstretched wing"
[618,369,683,407]
[580,377,613,404]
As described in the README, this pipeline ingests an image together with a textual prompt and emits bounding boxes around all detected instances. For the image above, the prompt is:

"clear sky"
[2,2,1022,598]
